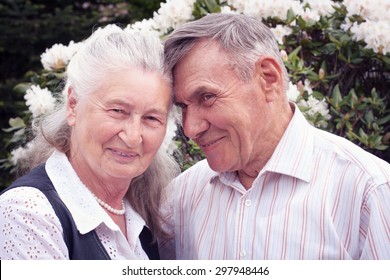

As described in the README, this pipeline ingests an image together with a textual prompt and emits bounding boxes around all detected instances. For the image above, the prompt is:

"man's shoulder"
[173,159,217,184]
[312,127,390,184]
[184,158,215,175]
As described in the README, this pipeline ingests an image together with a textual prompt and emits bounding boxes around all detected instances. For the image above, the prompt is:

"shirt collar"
[45,150,123,234]
[214,103,313,184]
[261,103,314,182]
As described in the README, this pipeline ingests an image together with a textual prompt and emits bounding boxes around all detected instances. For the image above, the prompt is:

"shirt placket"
[235,191,253,259]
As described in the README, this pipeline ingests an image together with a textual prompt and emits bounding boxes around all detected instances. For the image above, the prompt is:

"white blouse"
[0,150,148,260]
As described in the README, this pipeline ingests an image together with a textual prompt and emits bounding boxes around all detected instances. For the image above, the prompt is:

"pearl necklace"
[92,194,125,215]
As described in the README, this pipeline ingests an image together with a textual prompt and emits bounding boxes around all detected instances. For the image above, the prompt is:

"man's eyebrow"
[173,86,211,105]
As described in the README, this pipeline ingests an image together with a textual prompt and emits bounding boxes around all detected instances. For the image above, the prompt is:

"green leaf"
[364,110,374,125]
[350,58,364,64]
[321,43,337,55]
[286,8,296,23]
[331,84,342,107]
[13,83,32,94]
[381,55,390,65]
[311,90,325,99]
[288,46,302,60]
[374,145,389,151]
[376,114,390,126]
[359,128,369,141]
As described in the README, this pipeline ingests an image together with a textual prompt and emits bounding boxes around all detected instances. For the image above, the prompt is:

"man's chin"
[206,157,232,173]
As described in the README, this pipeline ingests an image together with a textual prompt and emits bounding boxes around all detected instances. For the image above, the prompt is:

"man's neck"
[237,102,294,190]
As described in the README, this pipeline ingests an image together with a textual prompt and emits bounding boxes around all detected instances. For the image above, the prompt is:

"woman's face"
[66,67,171,186]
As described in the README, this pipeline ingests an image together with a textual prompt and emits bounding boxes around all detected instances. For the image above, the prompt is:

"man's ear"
[255,56,284,102]
[66,87,78,126]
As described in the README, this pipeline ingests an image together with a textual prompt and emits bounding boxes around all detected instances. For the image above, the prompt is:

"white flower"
[227,0,246,13]
[303,0,337,17]
[280,49,288,62]
[300,9,320,22]
[343,0,390,22]
[296,80,313,95]
[153,0,196,35]
[341,17,353,30]
[303,79,313,95]
[24,85,56,118]
[125,18,160,37]
[220,6,239,14]
[40,41,82,70]
[286,81,301,102]
[160,112,179,155]
[10,142,34,166]
[235,0,304,20]
[350,20,390,54]
[10,147,25,166]
[298,95,331,128]
[341,0,390,54]
[271,25,292,45]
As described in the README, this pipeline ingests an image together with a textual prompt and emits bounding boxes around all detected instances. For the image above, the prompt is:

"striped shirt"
[159,106,390,259]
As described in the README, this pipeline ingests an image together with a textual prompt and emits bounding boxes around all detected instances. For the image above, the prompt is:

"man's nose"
[182,107,208,139]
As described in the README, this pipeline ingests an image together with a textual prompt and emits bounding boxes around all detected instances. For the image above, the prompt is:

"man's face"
[173,40,270,173]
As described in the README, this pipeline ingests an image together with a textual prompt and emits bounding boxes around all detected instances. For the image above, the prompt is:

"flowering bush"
[2,0,390,173]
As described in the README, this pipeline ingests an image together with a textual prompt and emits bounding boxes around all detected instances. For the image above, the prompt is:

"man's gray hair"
[164,13,289,88]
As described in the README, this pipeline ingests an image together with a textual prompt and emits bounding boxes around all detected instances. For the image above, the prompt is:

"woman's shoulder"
[0,186,68,259]
[0,185,56,215]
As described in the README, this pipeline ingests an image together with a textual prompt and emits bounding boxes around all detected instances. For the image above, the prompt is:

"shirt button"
[240,250,247,258]
[244,199,252,207]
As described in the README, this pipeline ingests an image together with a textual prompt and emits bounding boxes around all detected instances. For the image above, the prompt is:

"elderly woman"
[0,25,180,260]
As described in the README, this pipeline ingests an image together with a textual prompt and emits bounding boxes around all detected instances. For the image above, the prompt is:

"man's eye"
[175,103,188,113]
[201,93,215,104]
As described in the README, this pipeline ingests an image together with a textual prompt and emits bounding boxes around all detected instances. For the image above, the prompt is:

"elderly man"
[160,13,390,259]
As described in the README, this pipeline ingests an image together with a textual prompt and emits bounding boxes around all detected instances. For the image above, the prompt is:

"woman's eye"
[144,116,165,127]
[111,108,125,114]
[146,116,158,121]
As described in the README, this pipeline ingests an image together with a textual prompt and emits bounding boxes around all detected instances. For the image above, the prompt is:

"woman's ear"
[66,87,78,126]
[255,56,284,102]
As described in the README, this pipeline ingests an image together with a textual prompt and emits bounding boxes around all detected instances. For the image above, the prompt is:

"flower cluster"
[342,0,390,54]
[287,81,331,128]
[4,0,390,168]
[153,0,196,35]
[24,85,56,118]
[40,41,83,71]
[227,0,302,19]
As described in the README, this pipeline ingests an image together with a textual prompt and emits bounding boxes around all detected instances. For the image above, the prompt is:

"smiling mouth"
[199,137,223,148]
[110,148,138,158]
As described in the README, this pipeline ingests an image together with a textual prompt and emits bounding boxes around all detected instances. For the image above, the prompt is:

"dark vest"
[2,164,160,260]
[2,164,110,259]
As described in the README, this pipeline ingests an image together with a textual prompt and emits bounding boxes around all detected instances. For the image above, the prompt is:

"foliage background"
[0,0,163,190]
[1,0,389,192]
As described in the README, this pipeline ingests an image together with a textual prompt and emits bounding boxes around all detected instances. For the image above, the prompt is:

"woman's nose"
[118,118,142,147]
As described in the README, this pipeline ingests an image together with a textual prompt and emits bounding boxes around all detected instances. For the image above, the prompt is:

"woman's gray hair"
[164,13,289,89]
[19,25,180,237]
